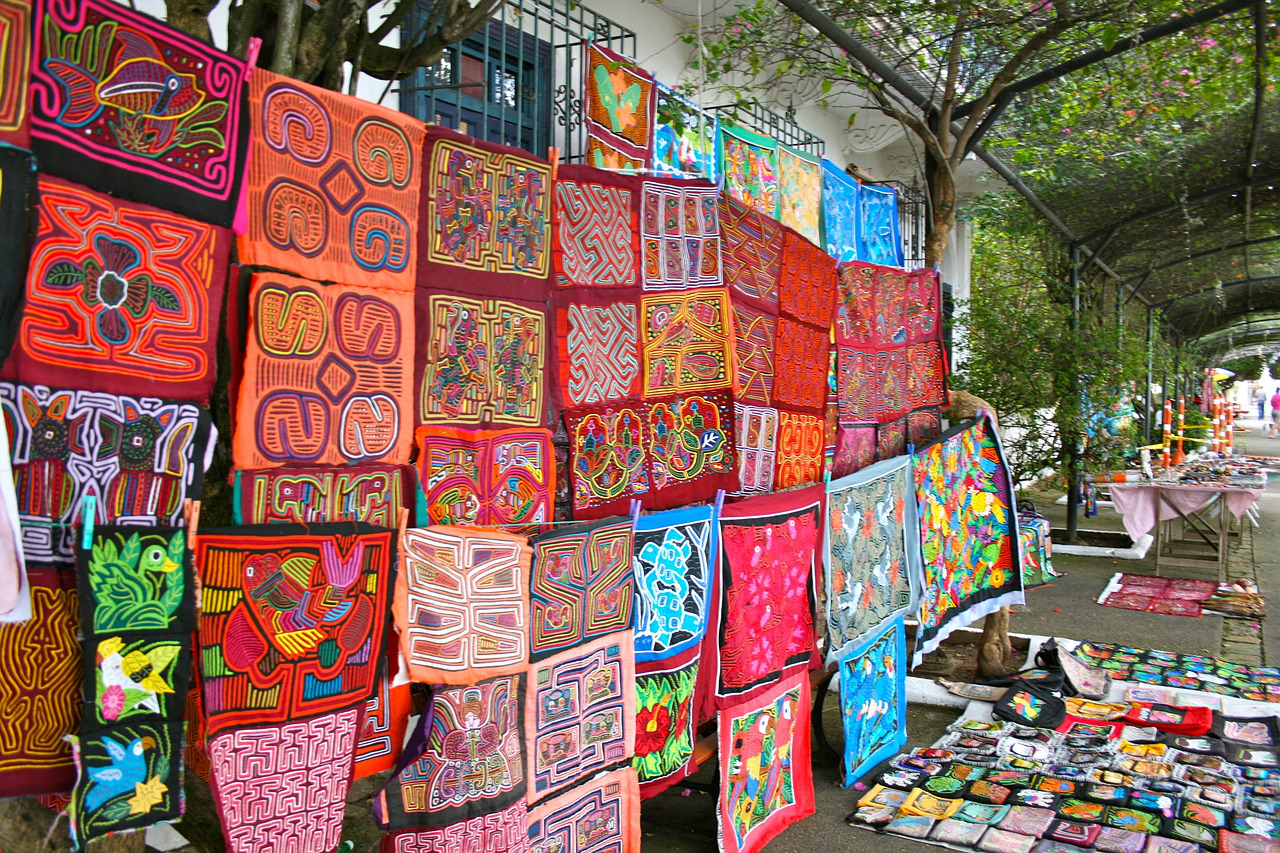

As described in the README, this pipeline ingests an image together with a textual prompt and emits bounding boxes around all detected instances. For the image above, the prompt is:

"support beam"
[1155,274,1280,310]
[1123,235,1280,285]
[1080,173,1280,244]
[1081,225,1120,276]
[951,0,1259,119]
[1066,245,1082,543]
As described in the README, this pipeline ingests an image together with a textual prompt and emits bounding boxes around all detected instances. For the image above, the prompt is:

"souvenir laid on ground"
[1073,642,1280,703]
[1097,573,1220,618]
[853,697,1280,853]
[911,415,1024,666]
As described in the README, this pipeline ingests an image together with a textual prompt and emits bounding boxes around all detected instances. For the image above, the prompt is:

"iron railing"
[401,0,636,157]
[711,101,824,157]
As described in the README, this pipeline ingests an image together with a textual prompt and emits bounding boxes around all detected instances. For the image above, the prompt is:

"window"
[401,1,636,158]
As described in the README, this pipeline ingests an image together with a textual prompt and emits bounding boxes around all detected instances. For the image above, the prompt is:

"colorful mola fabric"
[838,615,907,786]
[0,0,31,147]
[858,182,904,267]
[70,719,185,848]
[208,705,361,853]
[552,163,639,290]
[379,800,529,853]
[4,175,229,402]
[716,671,815,853]
[414,425,553,531]
[529,516,634,661]
[376,674,525,829]
[195,522,394,737]
[821,160,860,264]
[527,766,641,853]
[420,126,552,299]
[632,504,716,663]
[233,463,411,528]
[31,0,249,224]
[653,82,718,183]
[912,415,1024,667]
[0,568,80,797]
[835,260,946,427]
[240,68,423,288]
[700,485,822,717]
[0,381,210,569]
[824,455,921,662]
[526,631,635,802]
[394,525,531,684]
[234,271,414,470]
[639,176,722,291]
[584,43,655,173]
[634,652,700,797]
[719,123,779,219]
[415,288,547,429]
[777,145,822,246]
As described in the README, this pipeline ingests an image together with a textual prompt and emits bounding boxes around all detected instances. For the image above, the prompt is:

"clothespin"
[548,146,560,183]
[80,495,97,550]
[245,38,262,79]
[184,499,201,551]
[713,489,726,517]
[629,499,641,526]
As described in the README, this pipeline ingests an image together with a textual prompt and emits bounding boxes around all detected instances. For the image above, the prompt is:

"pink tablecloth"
[1109,483,1264,542]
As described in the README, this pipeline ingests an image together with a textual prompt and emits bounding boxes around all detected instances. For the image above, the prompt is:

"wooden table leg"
[1218,495,1228,584]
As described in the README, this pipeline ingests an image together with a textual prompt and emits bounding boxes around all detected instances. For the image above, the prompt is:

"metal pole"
[1145,308,1155,446]
[1066,244,1082,542]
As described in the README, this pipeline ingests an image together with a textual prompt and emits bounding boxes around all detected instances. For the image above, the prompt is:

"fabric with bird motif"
[71,524,194,849]
[194,522,394,737]
[0,382,211,570]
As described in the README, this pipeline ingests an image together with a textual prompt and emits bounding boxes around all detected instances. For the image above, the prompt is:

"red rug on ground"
[1097,572,1219,617]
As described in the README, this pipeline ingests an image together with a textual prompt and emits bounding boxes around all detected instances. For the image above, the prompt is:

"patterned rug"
[1097,572,1219,617]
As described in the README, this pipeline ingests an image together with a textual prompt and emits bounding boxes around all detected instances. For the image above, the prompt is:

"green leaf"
[45,261,84,287]
[154,754,170,779]
[121,534,141,570]
[149,284,180,312]
[1101,25,1119,52]
[148,643,180,674]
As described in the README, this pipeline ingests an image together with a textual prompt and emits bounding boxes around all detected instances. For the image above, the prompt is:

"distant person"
[1256,386,1267,419]
[1270,389,1280,437]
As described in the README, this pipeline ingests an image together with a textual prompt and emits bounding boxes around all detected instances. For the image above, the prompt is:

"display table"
[1109,481,1264,580]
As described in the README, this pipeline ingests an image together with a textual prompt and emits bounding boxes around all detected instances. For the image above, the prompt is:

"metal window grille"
[712,101,824,157]
[400,0,636,157]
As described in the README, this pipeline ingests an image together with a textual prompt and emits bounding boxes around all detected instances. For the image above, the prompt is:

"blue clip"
[80,496,97,549]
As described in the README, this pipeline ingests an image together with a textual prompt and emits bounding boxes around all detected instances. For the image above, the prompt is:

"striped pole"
[1226,403,1234,456]
[1173,397,1186,465]
[1162,399,1173,467]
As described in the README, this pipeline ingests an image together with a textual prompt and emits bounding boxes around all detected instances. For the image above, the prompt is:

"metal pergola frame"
[775,0,1276,537]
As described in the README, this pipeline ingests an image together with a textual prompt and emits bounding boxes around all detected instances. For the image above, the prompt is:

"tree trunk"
[976,606,1013,680]
[925,161,958,267]
[163,0,220,42]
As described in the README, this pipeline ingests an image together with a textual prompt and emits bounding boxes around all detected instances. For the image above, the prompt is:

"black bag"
[993,679,1067,729]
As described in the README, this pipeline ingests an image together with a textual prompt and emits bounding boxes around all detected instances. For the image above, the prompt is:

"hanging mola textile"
[911,414,1024,667]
